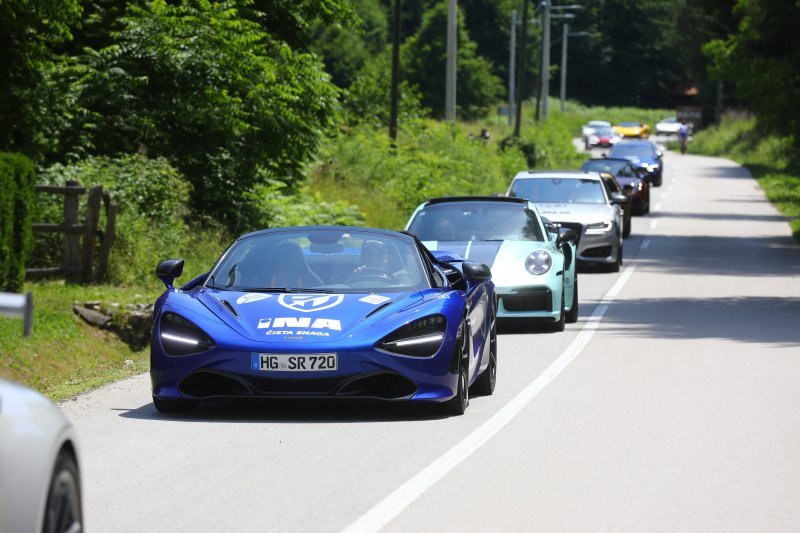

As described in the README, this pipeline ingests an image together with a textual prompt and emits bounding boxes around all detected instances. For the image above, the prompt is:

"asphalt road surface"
[61,148,800,532]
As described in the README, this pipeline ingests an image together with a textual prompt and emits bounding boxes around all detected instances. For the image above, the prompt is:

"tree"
[0,0,82,157]
[63,1,343,228]
[402,1,502,120]
[704,0,800,142]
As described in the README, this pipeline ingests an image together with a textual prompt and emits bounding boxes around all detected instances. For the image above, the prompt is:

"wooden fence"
[26,180,118,284]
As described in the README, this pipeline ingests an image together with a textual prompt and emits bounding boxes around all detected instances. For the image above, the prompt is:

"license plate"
[251,353,338,372]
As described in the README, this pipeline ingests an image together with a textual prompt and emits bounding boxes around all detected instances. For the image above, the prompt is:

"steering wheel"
[346,267,391,285]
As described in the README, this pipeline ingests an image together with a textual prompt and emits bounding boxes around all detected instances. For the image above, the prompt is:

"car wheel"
[153,396,199,413]
[654,171,663,187]
[565,275,579,323]
[551,283,566,332]
[609,244,622,273]
[43,449,83,533]
[623,211,632,238]
[472,316,497,396]
[444,323,469,415]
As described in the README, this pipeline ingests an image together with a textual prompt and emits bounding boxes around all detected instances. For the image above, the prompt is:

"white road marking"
[654,203,662,211]
[668,184,673,191]
[641,239,650,250]
[661,193,668,199]
[650,220,658,229]
[342,268,638,533]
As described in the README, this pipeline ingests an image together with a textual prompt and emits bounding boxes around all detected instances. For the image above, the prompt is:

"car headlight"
[585,221,613,234]
[525,250,552,275]
[589,135,599,144]
[377,315,447,357]
[160,312,215,356]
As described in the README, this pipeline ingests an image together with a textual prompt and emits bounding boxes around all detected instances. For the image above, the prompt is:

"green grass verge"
[688,114,800,242]
[0,281,162,401]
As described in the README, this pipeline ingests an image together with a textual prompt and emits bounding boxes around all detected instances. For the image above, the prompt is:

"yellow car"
[613,121,650,138]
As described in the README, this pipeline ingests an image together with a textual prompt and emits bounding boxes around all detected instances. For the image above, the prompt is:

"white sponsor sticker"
[257,317,342,331]
[236,293,272,305]
[359,294,392,305]
[278,294,344,313]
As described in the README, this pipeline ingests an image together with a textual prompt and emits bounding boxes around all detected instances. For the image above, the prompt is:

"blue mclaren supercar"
[150,226,497,415]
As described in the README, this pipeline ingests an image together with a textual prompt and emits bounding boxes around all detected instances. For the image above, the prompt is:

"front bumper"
[151,342,460,404]
[495,283,561,320]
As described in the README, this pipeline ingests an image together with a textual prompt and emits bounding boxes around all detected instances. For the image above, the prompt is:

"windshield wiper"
[241,287,339,293]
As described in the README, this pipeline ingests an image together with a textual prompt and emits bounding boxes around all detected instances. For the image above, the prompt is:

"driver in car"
[352,240,391,278]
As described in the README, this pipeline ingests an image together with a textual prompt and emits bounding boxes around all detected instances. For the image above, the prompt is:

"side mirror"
[557,227,578,246]
[156,258,185,289]
[462,261,491,282]
[656,150,663,158]
[609,193,628,205]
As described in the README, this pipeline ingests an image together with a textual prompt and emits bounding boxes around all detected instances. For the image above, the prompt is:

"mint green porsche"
[406,197,579,330]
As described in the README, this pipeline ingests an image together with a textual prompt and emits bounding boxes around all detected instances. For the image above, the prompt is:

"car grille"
[502,288,552,312]
[178,369,417,400]
[582,245,612,258]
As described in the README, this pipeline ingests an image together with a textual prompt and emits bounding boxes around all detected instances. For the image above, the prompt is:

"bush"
[247,180,364,230]
[32,155,218,285]
[0,152,36,291]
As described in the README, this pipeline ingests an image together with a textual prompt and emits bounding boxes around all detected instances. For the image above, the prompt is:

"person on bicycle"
[678,121,689,153]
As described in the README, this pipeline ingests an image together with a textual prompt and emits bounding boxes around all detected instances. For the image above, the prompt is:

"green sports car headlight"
[525,250,552,275]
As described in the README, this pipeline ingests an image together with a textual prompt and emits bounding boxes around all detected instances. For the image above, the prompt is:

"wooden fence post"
[81,186,103,283]
[64,180,83,283]
[96,192,118,283]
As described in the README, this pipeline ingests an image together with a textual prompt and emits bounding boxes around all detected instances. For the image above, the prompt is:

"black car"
[581,158,651,215]
[607,140,664,187]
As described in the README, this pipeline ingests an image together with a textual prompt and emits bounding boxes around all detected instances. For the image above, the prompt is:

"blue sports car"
[150,226,497,415]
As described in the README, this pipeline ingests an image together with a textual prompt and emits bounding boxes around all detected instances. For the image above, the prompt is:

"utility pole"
[560,22,568,113]
[389,0,402,141]
[558,24,587,113]
[445,0,457,122]
[513,0,530,137]
[540,0,551,121]
[508,10,517,126]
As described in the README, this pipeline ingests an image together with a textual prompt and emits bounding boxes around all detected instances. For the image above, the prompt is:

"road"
[61,148,800,532]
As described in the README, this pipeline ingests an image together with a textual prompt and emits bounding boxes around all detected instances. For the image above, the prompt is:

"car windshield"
[509,178,607,204]
[618,122,641,127]
[407,202,544,242]
[581,159,627,174]
[593,126,616,136]
[205,229,429,293]
[609,143,655,157]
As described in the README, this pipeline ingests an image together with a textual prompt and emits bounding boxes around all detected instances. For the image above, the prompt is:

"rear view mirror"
[462,261,491,281]
[156,258,185,289]
[557,227,578,245]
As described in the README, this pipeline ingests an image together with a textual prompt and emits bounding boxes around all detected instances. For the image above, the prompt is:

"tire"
[43,449,83,533]
[565,275,579,323]
[472,315,497,396]
[444,323,470,415]
[153,396,199,413]
[551,283,566,332]
[653,171,663,187]
[623,211,632,238]
[609,244,622,273]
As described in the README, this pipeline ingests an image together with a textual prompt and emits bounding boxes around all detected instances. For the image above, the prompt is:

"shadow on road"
[117,396,467,424]
[595,295,800,346]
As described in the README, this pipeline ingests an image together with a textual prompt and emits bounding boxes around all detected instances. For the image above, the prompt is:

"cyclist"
[678,121,689,154]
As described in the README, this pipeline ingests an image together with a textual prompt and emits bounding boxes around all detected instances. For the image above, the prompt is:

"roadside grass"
[0,281,161,401]
[1,222,231,401]
[688,115,800,242]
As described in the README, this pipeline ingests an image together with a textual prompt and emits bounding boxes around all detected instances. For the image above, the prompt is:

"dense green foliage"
[689,114,800,241]
[704,0,800,143]
[0,153,36,292]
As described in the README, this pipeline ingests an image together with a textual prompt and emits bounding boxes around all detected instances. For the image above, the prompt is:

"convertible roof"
[424,196,528,206]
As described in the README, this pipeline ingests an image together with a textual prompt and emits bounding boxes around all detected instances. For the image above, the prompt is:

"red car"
[584,126,622,150]
[580,158,651,215]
